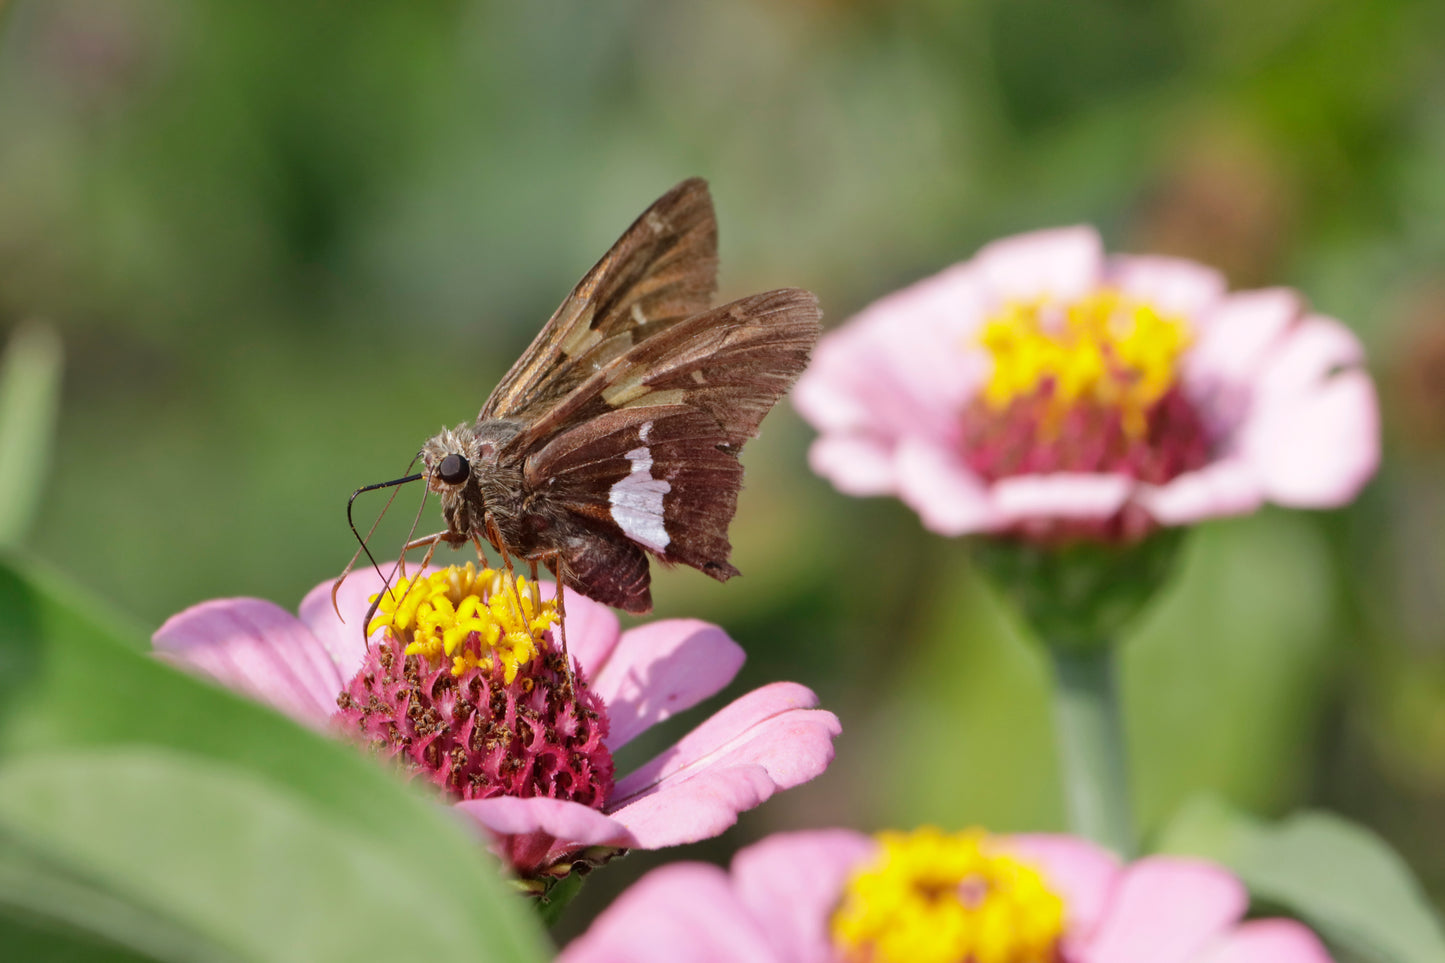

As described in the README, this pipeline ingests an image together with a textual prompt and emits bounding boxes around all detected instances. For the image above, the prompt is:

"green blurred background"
[0,0,1441,937]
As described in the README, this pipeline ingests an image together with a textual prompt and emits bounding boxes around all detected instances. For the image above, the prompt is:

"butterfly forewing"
[480,177,719,423]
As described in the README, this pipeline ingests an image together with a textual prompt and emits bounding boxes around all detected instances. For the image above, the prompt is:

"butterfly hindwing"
[519,288,822,609]
[524,407,741,612]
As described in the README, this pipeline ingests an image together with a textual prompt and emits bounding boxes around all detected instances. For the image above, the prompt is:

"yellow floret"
[832,827,1065,963]
[367,563,559,683]
[980,289,1192,437]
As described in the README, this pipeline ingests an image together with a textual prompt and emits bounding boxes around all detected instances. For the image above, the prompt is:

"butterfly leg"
[484,514,517,578]
[527,559,543,614]
[471,534,493,569]
[541,553,578,697]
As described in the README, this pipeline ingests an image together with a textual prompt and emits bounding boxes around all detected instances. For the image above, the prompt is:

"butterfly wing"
[480,177,719,423]
[517,288,822,611]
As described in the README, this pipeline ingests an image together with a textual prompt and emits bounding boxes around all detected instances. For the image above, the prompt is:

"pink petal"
[1194,919,1335,963]
[839,262,993,411]
[1008,834,1122,944]
[558,863,784,963]
[1107,255,1226,318]
[732,829,878,963]
[1184,288,1301,390]
[607,683,841,849]
[1241,316,1379,508]
[455,796,637,876]
[807,435,899,496]
[537,583,623,679]
[1248,368,1378,507]
[297,570,389,683]
[991,473,1133,523]
[973,226,1104,303]
[894,437,1002,535]
[1252,315,1366,408]
[591,619,745,751]
[1135,456,1264,525]
[153,598,343,727]
[796,280,980,445]
[1080,857,1247,963]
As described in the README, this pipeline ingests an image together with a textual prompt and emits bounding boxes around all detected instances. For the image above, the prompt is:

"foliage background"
[0,0,1441,943]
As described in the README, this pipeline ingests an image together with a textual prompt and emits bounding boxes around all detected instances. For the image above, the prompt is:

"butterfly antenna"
[332,469,424,620]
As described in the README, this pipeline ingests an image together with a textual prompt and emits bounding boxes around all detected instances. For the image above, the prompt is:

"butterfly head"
[420,425,484,494]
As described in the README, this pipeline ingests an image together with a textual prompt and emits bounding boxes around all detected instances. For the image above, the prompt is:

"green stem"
[534,871,586,927]
[1048,646,1134,857]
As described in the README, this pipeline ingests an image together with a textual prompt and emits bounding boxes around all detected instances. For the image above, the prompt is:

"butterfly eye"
[437,453,470,485]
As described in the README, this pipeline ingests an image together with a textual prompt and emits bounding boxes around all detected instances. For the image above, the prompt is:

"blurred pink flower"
[153,567,840,879]
[559,828,1335,963]
[795,227,1379,540]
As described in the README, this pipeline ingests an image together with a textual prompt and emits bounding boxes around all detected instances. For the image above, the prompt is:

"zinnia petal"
[1193,919,1335,963]
[454,796,636,876]
[973,226,1103,303]
[807,434,900,496]
[731,829,878,963]
[591,619,745,751]
[557,863,783,963]
[1185,288,1301,392]
[1107,255,1226,317]
[297,571,383,683]
[1009,833,1123,943]
[1135,456,1264,525]
[1080,857,1247,963]
[894,437,1002,535]
[1243,316,1379,507]
[154,597,342,727]
[607,683,840,848]
[991,473,1134,522]
[537,582,623,678]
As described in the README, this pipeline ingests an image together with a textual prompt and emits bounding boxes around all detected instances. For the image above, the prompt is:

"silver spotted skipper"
[404,178,820,613]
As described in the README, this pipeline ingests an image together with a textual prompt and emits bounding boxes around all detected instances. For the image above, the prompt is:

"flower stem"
[535,870,587,927]
[1047,645,1134,857]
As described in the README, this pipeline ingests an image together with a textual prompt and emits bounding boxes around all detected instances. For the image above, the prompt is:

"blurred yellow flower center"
[367,563,558,684]
[831,827,1065,963]
[980,290,1192,437]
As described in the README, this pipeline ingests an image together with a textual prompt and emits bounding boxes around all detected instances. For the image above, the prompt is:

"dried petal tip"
[337,565,614,808]
[832,827,1065,963]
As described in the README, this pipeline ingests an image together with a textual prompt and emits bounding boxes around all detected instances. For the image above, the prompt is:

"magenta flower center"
[333,566,614,808]
[961,290,1214,485]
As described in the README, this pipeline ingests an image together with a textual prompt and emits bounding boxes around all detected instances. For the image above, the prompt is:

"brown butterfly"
[395,178,820,614]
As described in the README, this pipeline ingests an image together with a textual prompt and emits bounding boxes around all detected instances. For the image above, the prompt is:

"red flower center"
[333,566,614,808]
[960,382,1213,484]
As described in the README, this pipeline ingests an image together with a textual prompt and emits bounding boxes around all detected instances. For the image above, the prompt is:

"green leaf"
[1156,796,1445,963]
[0,322,63,547]
[0,554,552,963]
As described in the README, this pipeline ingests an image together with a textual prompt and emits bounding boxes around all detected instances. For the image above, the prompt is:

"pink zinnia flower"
[560,827,1335,963]
[153,564,840,880]
[796,227,1379,540]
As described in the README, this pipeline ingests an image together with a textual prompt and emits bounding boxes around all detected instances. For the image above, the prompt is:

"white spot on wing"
[610,445,671,552]
[639,421,652,442]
